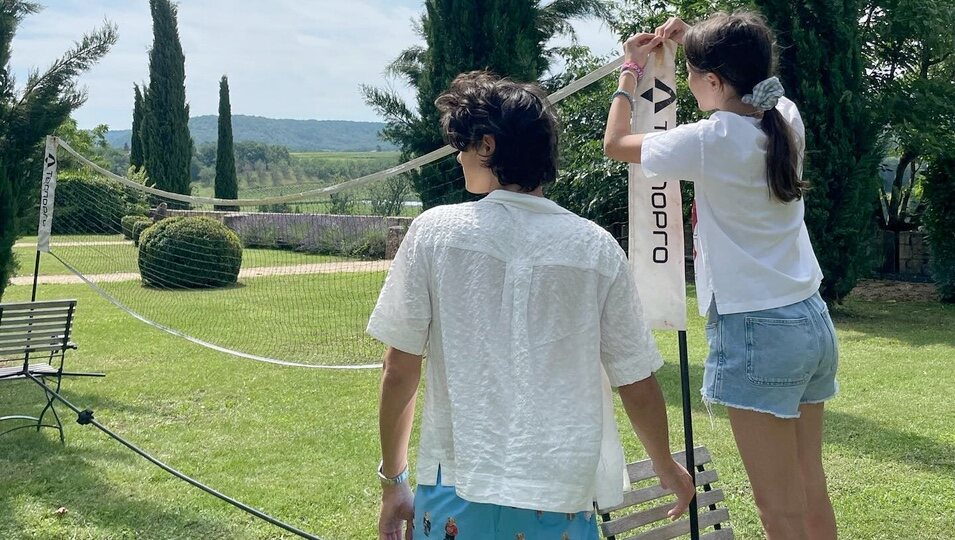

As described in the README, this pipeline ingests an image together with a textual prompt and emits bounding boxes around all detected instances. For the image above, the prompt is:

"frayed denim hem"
[700,392,802,420]
[801,393,838,405]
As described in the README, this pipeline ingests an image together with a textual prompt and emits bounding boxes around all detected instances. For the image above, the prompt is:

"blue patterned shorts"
[413,468,599,540]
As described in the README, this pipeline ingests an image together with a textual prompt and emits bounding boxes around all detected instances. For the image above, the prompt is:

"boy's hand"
[655,17,691,45]
[623,33,665,67]
[653,459,696,520]
[379,483,414,540]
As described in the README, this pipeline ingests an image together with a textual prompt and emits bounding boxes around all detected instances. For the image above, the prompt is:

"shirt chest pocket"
[525,266,601,348]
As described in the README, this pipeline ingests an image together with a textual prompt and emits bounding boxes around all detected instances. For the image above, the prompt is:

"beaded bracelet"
[620,61,645,80]
[611,89,636,110]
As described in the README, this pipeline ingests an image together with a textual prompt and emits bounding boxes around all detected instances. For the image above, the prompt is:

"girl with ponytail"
[603,11,838,540]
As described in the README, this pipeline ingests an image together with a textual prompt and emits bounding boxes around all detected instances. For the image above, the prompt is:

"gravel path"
[13,241,133,249]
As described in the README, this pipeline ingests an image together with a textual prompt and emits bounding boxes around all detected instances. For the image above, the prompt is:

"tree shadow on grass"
[0,430,249,539]
[648,354,954,478]
[0,375,162,424]
[823,409,955,477]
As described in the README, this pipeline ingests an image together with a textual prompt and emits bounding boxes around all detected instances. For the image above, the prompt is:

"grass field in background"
[289,151,401,162]
[0,281,952,539]
[12,241,348,278]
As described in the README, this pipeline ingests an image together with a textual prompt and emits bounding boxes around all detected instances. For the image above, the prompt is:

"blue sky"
[11,1,621,130]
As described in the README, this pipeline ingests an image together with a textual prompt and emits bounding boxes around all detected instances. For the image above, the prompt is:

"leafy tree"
[142,0,192,202]
[754,0,882,302]
[363,0,611,209]
[328,191,356,215]
[0,1,116,298]
[54,117,112,172]
[861,0,955,235]
[130,83,145,170]
[214,75,238,211]
[551,1,741,244]
[369,176,413,216]
[547,47,628,238]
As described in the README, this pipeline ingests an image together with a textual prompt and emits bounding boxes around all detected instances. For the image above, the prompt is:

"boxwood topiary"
[122,215,153,240]
[132,220,154,247]
[138,216,243,289]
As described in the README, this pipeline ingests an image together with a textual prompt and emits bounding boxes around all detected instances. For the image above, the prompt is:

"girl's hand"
[655,17,691,45]
[623,33,664,68]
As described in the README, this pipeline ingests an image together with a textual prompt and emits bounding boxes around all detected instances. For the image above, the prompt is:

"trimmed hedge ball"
[131,219,154,247]
[122,215,153,240]
[138,216,243,289]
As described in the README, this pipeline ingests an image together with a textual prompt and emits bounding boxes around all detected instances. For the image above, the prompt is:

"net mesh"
[20,57,628,368]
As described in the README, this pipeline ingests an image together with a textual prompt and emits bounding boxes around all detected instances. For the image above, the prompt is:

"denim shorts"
[413,467,598,540]
[701,292,839,419]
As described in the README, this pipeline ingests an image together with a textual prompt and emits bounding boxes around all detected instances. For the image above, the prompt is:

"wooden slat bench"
[0,299,103,443]
[598,446,734,539]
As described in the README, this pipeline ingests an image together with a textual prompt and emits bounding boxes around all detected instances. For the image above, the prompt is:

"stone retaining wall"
[878,229,934,280]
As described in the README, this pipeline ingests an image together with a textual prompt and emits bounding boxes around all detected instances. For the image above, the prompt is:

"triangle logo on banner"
[640,79,677,114]
[45,153,57,168]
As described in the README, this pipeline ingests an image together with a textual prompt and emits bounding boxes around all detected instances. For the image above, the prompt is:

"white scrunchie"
[741,76,785,111]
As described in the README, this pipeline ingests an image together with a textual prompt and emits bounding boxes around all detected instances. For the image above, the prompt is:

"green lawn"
[0,282,952,539]
[12,243,348,277]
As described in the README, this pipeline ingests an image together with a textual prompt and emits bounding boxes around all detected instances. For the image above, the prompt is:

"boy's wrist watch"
[378,460,409,486]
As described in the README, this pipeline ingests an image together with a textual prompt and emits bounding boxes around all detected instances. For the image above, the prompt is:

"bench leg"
[35,376,65,444]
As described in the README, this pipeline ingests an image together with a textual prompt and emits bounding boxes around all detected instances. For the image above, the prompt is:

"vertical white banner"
[37,136,59,253]
[628,43,687,331]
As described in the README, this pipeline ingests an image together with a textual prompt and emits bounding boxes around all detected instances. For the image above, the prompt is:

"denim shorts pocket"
[704,321,719,350]
[744,315,818,387]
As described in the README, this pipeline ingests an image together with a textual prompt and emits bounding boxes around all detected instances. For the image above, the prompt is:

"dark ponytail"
[762,108,807,202]
[684,11,807,202]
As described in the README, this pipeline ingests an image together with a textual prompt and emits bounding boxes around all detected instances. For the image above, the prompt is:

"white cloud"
[10,1,621,130]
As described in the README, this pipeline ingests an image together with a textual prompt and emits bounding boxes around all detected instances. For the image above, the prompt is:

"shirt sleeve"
[366,219,432,355]
[640,120,709,182]
[599,259,665,388]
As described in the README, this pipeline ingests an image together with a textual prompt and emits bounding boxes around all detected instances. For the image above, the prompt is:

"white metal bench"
[0,299,103,443]
[598,446,734,539]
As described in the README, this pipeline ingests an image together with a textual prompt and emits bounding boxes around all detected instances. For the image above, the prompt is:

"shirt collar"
[481,189,572,215]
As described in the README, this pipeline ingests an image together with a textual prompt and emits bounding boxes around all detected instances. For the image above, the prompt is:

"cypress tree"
[364,0,606,209]
[412,1,542,207]
[0,155,13,297]
[142,0,193,203]
[923,156,955,302]
[753,0,881,302]
[214,75,238,211]
[130,83,145,171]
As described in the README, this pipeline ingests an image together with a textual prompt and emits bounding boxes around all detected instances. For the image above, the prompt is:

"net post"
[679,330,700,539]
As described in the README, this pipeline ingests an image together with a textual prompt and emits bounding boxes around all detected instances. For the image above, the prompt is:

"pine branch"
[539,0,611,39]
[386,45,426,85]
[15,20,117,110]
[360,85,417,127]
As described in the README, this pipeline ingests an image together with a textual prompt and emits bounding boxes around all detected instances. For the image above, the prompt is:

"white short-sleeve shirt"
[367,189,664,513]
[641,97,823,315]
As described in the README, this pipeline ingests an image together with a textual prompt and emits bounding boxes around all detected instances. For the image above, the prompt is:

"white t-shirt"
[367,189,664,513]
[641,97,823,315]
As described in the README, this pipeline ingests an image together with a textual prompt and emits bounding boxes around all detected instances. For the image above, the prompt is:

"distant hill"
[105,115,397,152]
